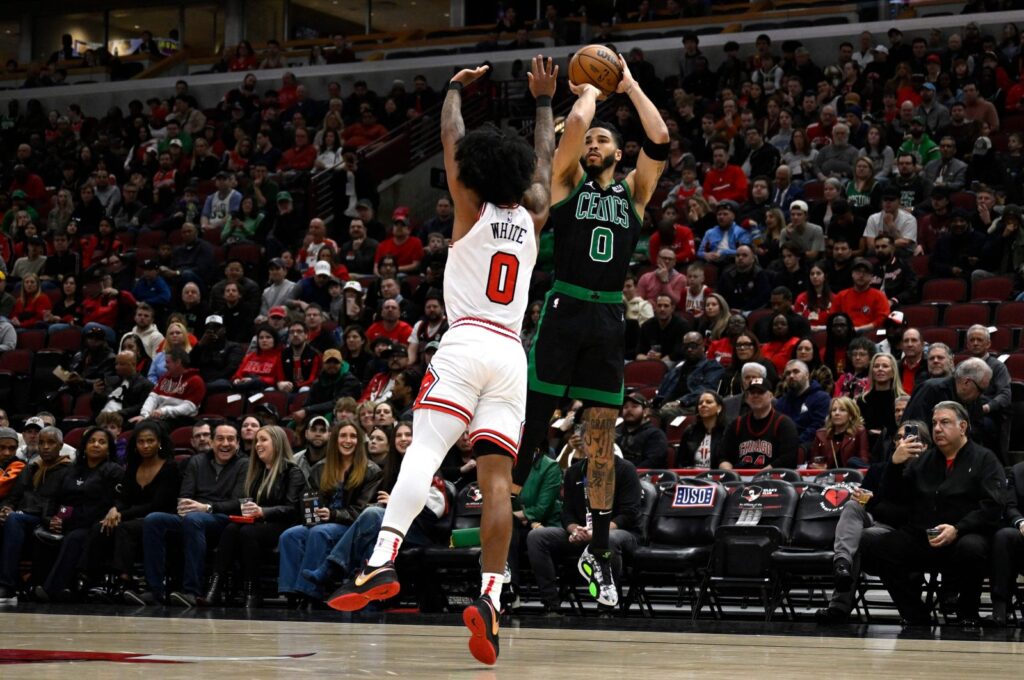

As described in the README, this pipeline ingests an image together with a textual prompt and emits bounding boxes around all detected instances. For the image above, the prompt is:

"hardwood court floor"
[1,608,1022,679]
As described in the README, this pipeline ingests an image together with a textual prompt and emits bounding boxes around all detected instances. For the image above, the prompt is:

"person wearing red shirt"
[898,327,928,394]
[702,144,748,206]
[341,108,388,150]
[10,273,51,328]
[832,258,890,332]
[637,249,687,305]
[277,72,300,110]
[361,342,408,403]
[9,165,47,205]
[374,207,423,274]
[366,299,413,345]
[232,325,286,392]
[279,127,317,173]
[647,222,696,266]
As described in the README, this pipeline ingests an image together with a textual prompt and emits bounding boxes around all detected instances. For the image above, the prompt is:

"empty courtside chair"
[770,483,855,617]
[694,479,799,621]
[752,468,801,483]
[420,482,485,605]
[812,468,864,486]
[626,478,726,616]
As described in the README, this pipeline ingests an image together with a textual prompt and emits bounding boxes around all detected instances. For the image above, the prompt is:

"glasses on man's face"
[735,342,754,348]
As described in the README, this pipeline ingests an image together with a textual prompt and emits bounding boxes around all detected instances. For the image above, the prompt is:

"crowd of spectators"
[0,9,1023,623]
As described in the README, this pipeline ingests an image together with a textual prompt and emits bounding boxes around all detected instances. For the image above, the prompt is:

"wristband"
[642,138,670,161]
[535,95,552,107]
[447,81,464,92]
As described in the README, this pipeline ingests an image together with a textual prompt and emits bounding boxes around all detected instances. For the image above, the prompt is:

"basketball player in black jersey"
[513,54,668,607]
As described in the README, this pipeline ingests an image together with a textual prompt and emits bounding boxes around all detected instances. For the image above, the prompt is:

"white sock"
[367,530,403,568]
[481,572,503,610]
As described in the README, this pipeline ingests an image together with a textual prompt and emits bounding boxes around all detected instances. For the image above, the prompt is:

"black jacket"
[881,439,1004,535]
[903,376,987,440]
[616,421,668,469]
[1003,462,1024,529]
[91,373,154,420]
[636,315,691,359]
[115,459,181,521]
[560,457,642,535]
[191,338,246,382]
[233,461,305,523]
[872,255,918,305]
[53,460,125,531]
[305,369,361,415]
[678,420,726,468]
[310,460,383,524]
[179,451,249,514]
[3,457,74,515]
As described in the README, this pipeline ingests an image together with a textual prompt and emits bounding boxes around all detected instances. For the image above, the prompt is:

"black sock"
[590,510,612,558]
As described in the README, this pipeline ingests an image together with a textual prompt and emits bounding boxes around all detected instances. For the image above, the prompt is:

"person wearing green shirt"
[507,451,563,607]
[898,116,939,166]
[157,119,193,155]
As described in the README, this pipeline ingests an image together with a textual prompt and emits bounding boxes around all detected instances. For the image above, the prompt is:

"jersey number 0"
[485,252,520,305]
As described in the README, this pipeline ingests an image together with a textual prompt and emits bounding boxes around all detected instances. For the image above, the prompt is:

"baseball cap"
[0,426,18,442]
[314,261,332,277]
[872,45,889,54]
[205,314,224,326]
[926,54,941,64]
[11,190,26,199]
[911,114,926,125]
[881,185,901,200]
[851,257,874,272]
[23,416,45,430]
[323,349,343,363]
[169,138,183,147]
[356,199,373,210]
[268,306,287,318]
[268,257,286,269]
[343,280,363,294]
[85,326,107,339]
[624,391,649,408]
[745,376,774,393]
[28,235,45,247]
[424,340,441,353]
[276,191,293,202]
[920,82,937,91]
[307,415,330,430]
[789,200,808,212]
[384,343,407,357]
[142,259,159,270]
[392,206,411,223]
[845,104,862,118]
[716,200,738,213]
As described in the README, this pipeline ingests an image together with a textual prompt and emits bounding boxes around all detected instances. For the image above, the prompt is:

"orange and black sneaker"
[326,562,400,612]
[462,596,500,665]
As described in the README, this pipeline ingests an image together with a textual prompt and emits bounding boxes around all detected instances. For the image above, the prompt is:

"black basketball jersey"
[548,176,643,292]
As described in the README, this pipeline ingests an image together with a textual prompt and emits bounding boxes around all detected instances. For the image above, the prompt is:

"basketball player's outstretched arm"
[550,81,601,203]
[616,54,668,212]
[523,55,558,234]
[441,65,490,241]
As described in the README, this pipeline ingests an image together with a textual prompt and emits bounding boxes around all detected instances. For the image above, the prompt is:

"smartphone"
[903,424,919,440]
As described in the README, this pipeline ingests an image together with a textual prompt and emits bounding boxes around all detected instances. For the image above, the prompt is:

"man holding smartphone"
[860,401,1004,627]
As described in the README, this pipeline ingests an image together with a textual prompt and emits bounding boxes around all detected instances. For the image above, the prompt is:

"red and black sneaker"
[326,562,400,612]
[462,596,500,665]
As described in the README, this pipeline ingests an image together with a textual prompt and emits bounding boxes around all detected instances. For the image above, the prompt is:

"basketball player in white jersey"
[328,56,557,666]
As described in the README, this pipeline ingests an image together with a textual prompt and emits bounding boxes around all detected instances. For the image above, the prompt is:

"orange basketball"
[568,44,622,97]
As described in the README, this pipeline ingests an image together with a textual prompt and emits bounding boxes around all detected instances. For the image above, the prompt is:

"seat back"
[624,359,667,387]
[638,469,679,487]
[720,480,799,538]
[789,483,854,549]
[812,468,864,485]
[636,479,659,544]
[751,468,801,483]
[649,478,726,547]
[711,480,797,579]
[696,468,740,483]
[451,482,484,531]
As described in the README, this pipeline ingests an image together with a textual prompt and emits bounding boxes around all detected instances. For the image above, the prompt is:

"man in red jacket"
[279,127,317,173]
[702,143,748,206]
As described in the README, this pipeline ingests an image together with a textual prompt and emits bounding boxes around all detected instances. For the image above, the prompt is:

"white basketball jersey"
[444,202,537,335]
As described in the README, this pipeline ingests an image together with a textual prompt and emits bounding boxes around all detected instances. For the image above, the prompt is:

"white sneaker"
[577,546,618,607]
